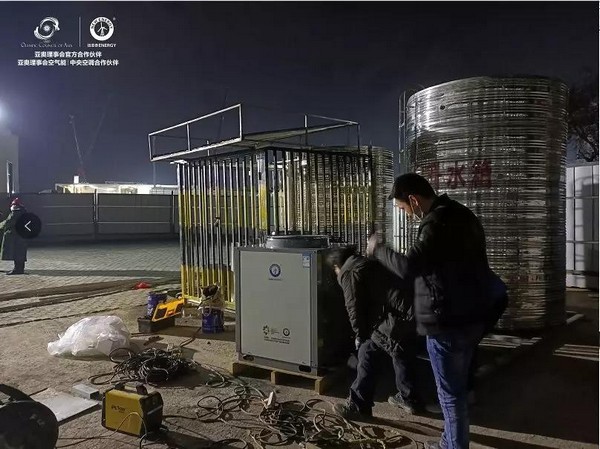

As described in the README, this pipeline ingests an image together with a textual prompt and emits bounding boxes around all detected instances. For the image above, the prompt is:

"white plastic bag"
[47,316,131,357]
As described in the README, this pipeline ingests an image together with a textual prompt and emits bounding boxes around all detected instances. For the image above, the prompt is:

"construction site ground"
[0,243,598,449]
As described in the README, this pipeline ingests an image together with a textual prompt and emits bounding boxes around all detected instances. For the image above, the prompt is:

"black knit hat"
[388,173,436,201]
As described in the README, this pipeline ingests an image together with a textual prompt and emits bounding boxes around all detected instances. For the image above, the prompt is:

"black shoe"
[387,394,419,415]
[333,399,372,420]
[6,270,24,275]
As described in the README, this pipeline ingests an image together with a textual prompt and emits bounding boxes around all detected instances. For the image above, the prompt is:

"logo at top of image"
[90,17,115,41]
[269,264,281,278]
[34,17,60,41]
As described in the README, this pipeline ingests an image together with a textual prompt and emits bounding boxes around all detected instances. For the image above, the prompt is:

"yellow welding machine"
[101,383,163,437]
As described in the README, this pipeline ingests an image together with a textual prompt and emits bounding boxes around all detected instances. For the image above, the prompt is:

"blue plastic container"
[202,307,224,334]
[146,291,168,318]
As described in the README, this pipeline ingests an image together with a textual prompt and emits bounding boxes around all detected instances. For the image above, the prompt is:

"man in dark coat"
[0,198,28,275]
[367,173,498,449]
[327,246,420,419]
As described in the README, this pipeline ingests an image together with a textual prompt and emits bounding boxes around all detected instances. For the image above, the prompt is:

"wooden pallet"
[231,360,343,395]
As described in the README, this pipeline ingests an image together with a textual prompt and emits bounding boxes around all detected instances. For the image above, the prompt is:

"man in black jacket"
[0,198,28,275]
[327,246,420,420]
[367,173,493,449]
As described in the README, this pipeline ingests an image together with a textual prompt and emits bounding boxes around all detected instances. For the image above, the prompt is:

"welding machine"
[101,383,163,437]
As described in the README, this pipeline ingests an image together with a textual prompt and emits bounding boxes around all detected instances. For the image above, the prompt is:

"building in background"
[0,125,19,195]
[566,161,599,289]
[54,179,177,195]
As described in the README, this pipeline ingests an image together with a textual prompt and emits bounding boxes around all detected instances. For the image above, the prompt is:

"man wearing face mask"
[367,173,493,449]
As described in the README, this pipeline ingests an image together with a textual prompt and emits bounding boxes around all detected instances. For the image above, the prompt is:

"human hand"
[355,337,364,351]
[366,233,380,257]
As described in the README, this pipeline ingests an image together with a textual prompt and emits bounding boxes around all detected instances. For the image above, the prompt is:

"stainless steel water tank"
[404,76,568,330]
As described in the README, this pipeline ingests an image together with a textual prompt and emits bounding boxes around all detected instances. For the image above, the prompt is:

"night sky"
[0,2,597,192]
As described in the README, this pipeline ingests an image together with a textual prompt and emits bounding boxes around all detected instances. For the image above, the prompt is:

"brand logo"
[90,17,114,41]
[262,324,290,344]
[34,17,60,41]
[269,264,281,278]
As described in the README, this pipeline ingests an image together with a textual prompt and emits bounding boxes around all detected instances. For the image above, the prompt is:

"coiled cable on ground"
[162,364,420,449]
[89,347,198,386]
[86,344,419,448]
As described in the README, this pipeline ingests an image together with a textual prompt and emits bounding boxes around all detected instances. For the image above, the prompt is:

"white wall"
[0,126,19,194]
[566,162,599,289]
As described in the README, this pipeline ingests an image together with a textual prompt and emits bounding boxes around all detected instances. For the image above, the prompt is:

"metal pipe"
[354,155,360,247]
[336,155,342,241]
[244,157,250,245]
[235,158,242,246]
[197,162,204,292]
[362,155,369,251]
[273,150,279,234]
[366,146,375,238]
[299,152,305,234]
[305,113,358,125]
[248,156,254,243]
[215,158,223,289]
[264,151,272,237]
[190,162,198,296]
[223,160,230,293]
[150,137,243,162]
[349,154,355,244]
[304,115,308,146]
[288,151,295,232]
[176,164,186,292]
[201,161,210,288]
[149,104,242,137]
[228,158,234,262]
[186,163,193,295]
[282,151,289,234]
[307,152,313,234]
[327,153,335,237]
[207,162,215,285]
[343,156,349,243]
[256,153,263,242]
[318,152,326,235]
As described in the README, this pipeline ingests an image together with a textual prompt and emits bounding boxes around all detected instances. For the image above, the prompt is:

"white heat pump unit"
[233,236,352,375]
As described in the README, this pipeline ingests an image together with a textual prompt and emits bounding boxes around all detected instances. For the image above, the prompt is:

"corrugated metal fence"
[0,193,178,241]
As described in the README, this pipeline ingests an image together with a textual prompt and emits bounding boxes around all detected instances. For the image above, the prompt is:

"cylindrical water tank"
[404,76,568,330]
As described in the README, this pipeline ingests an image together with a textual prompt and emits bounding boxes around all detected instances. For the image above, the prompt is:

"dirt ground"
[0,287,597,449]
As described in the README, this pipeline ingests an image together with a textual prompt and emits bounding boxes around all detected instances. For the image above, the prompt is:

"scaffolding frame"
[149,104,391,308]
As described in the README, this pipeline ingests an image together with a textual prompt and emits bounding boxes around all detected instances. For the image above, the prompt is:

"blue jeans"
[426,324,484,449]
